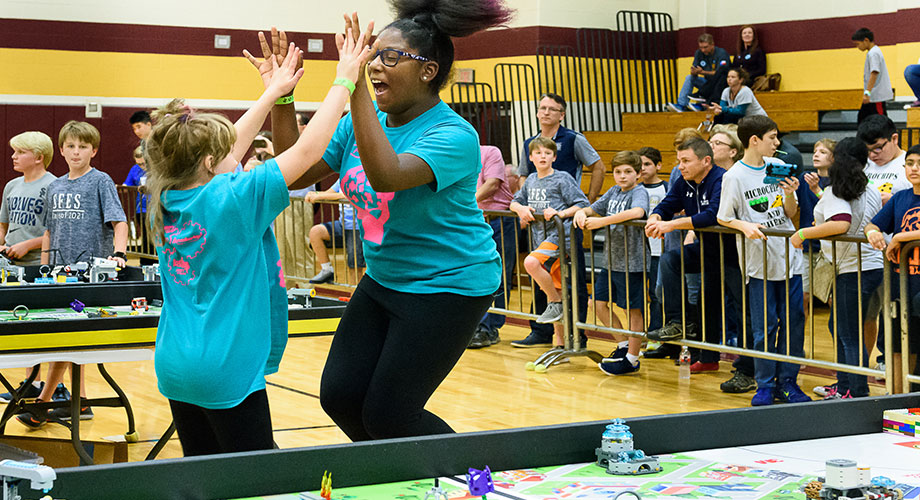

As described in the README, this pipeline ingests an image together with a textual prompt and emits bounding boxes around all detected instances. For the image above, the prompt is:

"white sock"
[32,381,42,388]
[618,341,629,349]
[321,262,333,272]
[626,353,639,366]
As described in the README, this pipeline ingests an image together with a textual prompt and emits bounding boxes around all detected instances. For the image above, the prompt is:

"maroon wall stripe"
[3,10,920,61]
[677,9,920,58]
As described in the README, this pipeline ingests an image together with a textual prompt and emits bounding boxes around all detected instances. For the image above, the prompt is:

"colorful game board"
[238,433,920,500]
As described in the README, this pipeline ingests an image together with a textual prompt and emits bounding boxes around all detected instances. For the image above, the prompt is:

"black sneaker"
[720,370,757,393]
[467,327,491,349]
[16,408,48,428]
[0,380,43,403]
[510,332,553,348]
[647,322,684,341]
[487,327,500,345]
[643,343,680,359]
[50,404,94,421]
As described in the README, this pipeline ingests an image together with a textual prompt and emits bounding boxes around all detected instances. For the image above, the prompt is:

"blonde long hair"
[145,98,235,244]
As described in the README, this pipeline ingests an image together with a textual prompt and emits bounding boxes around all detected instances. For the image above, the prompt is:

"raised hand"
[343,13,376,87]
[334,27,372,87]
[266,43,305,99]
[243,27,302,89]
[803,172,821,195]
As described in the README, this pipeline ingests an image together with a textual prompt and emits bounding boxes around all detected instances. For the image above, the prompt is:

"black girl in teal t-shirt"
[290,2,511,441]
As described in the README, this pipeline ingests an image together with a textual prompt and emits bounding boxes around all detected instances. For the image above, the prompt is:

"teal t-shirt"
[322,101,501,296]
[155,160,290,409]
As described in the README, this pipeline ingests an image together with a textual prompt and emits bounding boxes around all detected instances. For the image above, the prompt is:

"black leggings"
[320,276,493,441]
[168,389,274,456]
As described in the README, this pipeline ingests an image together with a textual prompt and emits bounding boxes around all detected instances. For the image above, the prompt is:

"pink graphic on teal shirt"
[340,165,394,244]
[277,259,286,287]
[163,221,207,285]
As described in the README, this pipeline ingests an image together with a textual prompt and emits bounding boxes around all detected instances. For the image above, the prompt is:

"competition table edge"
[28,393,920,500]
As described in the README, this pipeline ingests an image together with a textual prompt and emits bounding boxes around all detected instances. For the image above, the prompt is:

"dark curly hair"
[829,137,869,202]
[385,0,514,92]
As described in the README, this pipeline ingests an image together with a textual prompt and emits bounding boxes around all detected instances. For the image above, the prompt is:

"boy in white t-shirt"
[857,115,909,204]
[717,115,809,407]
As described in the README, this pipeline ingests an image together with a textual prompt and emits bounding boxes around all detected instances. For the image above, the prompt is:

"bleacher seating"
[579,89,864,192]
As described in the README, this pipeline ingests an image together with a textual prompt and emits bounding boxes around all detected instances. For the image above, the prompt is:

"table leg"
[70,363,94,465]
[96,363,138,442]
[145,422,176,460]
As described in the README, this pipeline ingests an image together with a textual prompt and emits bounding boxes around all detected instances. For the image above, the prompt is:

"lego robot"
[0,459,55,500]
[595,419,661,475]
[0,255,25,285]
[812,459,902,500]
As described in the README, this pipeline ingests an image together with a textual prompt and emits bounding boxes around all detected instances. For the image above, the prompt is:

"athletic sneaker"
[606,346,629,360]
[751,387,774,406]
[598,358,640,375]
[647,321,690,342]
[666,103,684,113]
[0,380,43,403]
[510,332,553,348]
[689,361,719,373]
[16,408,48,428]
[50,404,94,421]
[686,103,704,112]
[309,268,334,284]
[467,327,491,349]
[775,380,811,404]
[687,95,706,103]
[813,382,837,398]
[487,327,500,345]
[643,343,680,359]
[720,370,756,393]
[536,301,563,324]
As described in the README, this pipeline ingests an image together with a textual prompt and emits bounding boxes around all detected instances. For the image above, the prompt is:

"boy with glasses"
[857,115,909,204]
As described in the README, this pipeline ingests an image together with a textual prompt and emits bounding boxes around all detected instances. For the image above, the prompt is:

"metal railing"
[117,186,156,260]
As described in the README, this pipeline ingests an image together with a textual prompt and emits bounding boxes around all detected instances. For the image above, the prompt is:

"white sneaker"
[667,103,684,113]
[536,301,564,324]
[309,268,334,284]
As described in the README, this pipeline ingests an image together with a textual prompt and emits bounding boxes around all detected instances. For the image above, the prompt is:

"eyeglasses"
[373,48,430,67]
[867,138,889,154]
[709,139,731,148]
[538,106,564,113]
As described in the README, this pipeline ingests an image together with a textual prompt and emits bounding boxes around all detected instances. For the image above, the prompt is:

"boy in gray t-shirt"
[17,121,129,430]
[852,27,893,123]
[1,132,57,265]
[510,137,589,347]
[575,151,649,375]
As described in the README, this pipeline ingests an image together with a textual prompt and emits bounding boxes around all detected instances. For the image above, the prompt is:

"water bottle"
[678,346,691,380]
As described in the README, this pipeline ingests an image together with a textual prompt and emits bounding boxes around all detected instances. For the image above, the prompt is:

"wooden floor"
[1,306,881,463]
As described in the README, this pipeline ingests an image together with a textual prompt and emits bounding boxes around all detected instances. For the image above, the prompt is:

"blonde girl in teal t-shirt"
[144,33,370,457]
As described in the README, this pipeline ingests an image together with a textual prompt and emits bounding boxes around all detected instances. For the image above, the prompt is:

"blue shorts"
[593,270,645,310]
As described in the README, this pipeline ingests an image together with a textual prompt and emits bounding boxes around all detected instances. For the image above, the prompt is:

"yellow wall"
[677,42,920,96]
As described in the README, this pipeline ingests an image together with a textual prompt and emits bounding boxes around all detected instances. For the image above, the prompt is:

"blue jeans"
[905,64,920,101]
[830,270,882,397]
[480,216,519,332]
[748,277,805,390]
[648,256,662,331]
[660,243,744,363]
[677,75,707,108]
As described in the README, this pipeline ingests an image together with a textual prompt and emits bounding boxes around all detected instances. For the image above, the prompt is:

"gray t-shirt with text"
[512,170,589,248]
[42,169,126,265]
[0,172,57,265]
[590,185,650,272]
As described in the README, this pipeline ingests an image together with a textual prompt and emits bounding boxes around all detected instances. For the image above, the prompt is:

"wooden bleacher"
[578,89,863,192]
[907,107,920,128]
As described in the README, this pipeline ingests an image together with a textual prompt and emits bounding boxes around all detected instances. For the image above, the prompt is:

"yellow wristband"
[866,229,879,237]
[333,77,356,95]
[275,95,295,105]
[798,229,806,240]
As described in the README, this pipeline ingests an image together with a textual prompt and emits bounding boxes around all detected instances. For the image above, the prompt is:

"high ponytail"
[146,98,236,245]
[385,0,514,91]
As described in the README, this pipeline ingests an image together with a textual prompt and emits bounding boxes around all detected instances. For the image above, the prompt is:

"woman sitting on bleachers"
[711,68,767,124]
[732,25,766,81]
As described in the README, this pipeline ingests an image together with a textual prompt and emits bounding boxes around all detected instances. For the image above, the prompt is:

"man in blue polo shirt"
[668,33,731,112]
[511,92,606,347]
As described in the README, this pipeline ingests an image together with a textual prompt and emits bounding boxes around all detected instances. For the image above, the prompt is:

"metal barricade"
[287,198,364,288]
[550,218,918,393]
[116,185,156,260]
